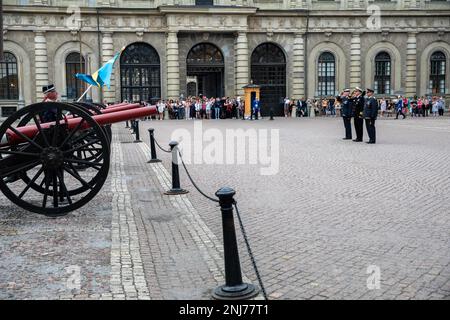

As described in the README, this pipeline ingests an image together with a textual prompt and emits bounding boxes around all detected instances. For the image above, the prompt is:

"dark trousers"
[438,109,444,116]
[343,117,352,139]
[354,117,364,141]
[251,109,259,120]
[396,110,405,119]
[365,118,376,143]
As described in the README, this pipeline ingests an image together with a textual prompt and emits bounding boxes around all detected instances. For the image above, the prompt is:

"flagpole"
[77,84,93,102]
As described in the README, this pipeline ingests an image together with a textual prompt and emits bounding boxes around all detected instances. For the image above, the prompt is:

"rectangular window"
[317,62,335,96]
[374,60,391,95]
[430,60,446,94]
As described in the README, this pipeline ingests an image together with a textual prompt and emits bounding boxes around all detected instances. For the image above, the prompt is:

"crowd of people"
[135,94,447,120]
[147,96,244,120]
[285,95,447,119]
[379,95,447,119]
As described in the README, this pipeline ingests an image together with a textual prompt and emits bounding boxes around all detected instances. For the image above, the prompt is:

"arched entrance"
[186,43,224,98]
[120,43,161,103]
[251,43,286,116]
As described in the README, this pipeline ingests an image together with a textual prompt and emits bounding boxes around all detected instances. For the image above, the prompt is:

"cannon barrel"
[1,105,157,146]
[64,102,141,119]
[100,103,141,114]
[106,102,128,109]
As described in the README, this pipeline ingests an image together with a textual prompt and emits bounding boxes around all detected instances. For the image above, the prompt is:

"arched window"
[65,52,85,100]
[430,51,446,94]
[187,43,224,98]
[0,52,19,100]
[251,43,286,116]
[120,43,161,103]
[374,51,391,95]
[317,52,335,97]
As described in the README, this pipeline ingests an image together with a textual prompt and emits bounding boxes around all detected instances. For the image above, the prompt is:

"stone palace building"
[1,0,449,116]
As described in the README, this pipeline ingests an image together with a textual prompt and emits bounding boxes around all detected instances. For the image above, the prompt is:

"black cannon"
[0,101,156,217]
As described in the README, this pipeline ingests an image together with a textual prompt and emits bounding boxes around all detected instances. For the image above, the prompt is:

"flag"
[75,47,124,89]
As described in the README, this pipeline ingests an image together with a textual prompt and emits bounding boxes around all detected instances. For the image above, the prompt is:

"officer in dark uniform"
[351,87,365,142]
[339,89,353,140]
[364,88,378,144]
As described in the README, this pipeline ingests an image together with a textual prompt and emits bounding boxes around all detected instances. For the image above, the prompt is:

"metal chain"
[233,202,268,300]
[177,150,219,203]
[153,137,172,153]
[151,139,266,299]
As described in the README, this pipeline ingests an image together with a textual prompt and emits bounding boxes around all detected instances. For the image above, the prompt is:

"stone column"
[34,31,48,102]
[166,31,180,100]
[349,32,361,90]
[405,32,418,98]
[292,33,305,99]
[101,32,116,103]
[235,32,249,98]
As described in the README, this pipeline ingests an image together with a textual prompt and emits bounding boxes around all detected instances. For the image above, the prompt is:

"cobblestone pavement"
[140,116,450,300]
[1,116,449,300]
[0,125,226,300]
[0,181,112,299]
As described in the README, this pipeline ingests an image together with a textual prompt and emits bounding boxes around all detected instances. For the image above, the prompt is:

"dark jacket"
[341,96,353,117]
[364,96,378,119]
[351,95,365,119]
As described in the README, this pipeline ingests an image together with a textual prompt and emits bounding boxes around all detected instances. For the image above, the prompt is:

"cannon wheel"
[17,102,110,193]
[0,102,110,216]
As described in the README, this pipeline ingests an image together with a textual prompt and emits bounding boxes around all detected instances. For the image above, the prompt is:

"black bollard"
[164,141,189,195]
[147,128,162,163]
[270,107,274,120]
[125,120,130,128]
[133,120,142,143]
[212,187,259,300]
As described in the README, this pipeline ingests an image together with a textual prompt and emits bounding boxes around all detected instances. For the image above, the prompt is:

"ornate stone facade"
[1,1,449,112]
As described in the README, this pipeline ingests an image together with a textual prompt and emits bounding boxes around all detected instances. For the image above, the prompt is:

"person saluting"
[338,88,353,140]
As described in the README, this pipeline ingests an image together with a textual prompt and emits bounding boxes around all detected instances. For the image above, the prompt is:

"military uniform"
[364,88,378,144]
[251,100,260,120]
[351,88,365,142]
[340,89,353,139]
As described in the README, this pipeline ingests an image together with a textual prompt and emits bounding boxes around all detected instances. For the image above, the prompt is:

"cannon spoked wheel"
[17,102,109,191]
[0,102,110,216]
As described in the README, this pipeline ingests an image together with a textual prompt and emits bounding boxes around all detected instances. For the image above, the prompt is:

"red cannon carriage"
[0,102,156,216]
